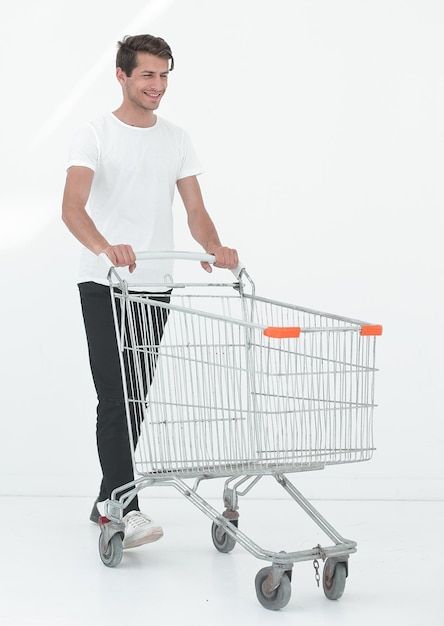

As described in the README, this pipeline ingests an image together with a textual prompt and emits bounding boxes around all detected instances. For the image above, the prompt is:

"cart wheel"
[255,567,292,610]
[323,560,347,600]
[211,519,238,553]
[99,531,123,567]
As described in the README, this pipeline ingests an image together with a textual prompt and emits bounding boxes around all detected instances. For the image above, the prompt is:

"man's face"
[120,52,169,111]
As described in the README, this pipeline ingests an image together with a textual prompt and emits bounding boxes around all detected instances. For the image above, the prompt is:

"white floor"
[1,493,441,626]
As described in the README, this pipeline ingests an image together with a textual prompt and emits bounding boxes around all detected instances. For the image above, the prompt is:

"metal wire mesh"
[111,286,377,478]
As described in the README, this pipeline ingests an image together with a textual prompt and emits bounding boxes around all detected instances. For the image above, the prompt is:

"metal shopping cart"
[98,251,382,610]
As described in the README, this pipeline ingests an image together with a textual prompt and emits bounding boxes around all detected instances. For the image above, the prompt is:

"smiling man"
[117,51,169,116]
[62,34,238,549]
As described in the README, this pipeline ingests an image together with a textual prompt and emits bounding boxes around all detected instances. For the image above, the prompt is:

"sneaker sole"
[123,528,163,549]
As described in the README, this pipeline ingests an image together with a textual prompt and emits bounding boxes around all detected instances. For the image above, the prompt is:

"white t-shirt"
[67,112,202,288]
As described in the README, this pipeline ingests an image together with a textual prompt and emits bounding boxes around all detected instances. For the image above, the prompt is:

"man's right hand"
[102,244,137,273]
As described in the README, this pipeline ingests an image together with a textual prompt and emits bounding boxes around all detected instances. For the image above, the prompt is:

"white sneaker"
[122,511,163,549]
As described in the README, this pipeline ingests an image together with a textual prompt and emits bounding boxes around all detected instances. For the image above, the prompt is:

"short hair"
[116,34,174,76]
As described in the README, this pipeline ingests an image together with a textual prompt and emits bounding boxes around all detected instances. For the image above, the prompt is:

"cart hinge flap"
[360,324,383,336]
[264,326,301,339]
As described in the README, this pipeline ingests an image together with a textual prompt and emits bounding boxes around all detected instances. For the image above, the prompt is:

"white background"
[0,0,442,501]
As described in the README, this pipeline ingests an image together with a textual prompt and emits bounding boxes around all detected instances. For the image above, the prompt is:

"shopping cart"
[98,251,382,610]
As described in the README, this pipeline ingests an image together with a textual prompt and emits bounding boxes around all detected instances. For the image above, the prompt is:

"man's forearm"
[188,209,222,253]
[62,204,109,255]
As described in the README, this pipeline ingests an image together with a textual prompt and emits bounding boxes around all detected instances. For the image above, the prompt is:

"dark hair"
[116,34,174,76]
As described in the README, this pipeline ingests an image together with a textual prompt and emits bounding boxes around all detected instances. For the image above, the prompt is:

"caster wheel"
[255,566,292,610]
[323,559,347,600]
[99,531,123,567]
[211,519,238,553]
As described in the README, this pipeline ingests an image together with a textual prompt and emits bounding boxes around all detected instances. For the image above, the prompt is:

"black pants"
[79,282,170,514]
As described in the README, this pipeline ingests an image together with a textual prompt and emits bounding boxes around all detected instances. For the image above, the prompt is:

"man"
[62,34,238,549]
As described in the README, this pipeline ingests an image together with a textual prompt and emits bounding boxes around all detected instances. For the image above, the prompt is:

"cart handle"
[101,250,245,279]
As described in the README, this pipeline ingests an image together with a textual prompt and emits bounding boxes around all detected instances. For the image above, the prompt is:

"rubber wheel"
[99,531,123,567]
[323,560,347,600]
[211,519,238,553]
[255,567,292,610]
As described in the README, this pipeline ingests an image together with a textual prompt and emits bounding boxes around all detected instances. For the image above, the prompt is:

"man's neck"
[112,106,157,128]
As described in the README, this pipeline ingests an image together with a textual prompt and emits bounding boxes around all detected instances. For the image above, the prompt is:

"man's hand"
[103,244,137,273]
[201,245,239,273]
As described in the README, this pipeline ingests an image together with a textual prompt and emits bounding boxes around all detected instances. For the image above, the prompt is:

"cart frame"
[97,252,382,610]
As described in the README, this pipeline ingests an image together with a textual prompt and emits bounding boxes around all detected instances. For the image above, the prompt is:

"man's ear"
[116,67,126,85]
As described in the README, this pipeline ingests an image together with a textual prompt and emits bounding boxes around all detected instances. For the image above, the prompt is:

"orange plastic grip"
[360,325,383,336]
[264,327,301,339]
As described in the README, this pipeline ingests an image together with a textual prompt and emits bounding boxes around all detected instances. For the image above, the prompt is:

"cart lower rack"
[98,252,382,610]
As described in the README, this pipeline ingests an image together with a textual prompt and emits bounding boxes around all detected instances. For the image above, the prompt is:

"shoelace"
[126,513,152,529]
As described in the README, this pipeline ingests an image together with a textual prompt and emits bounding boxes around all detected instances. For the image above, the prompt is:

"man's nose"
[149,76,163,90]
